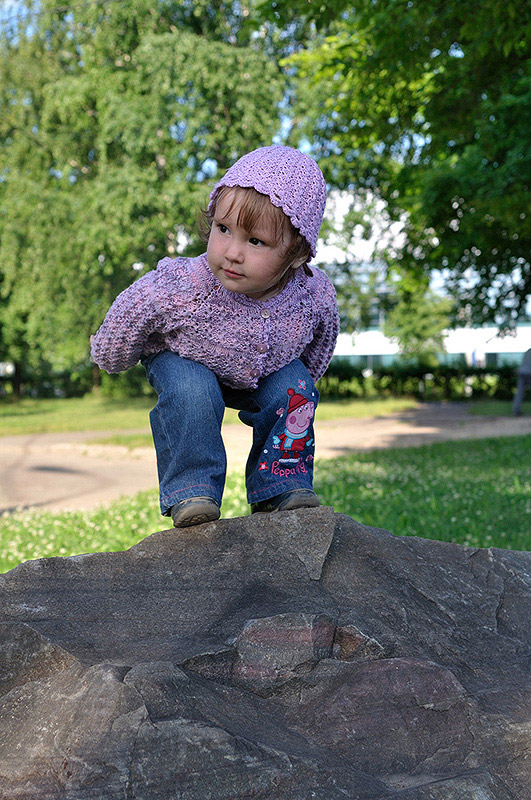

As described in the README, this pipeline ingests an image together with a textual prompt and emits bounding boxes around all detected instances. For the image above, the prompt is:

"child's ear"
[289,256,313,277]
[290,256,308,271]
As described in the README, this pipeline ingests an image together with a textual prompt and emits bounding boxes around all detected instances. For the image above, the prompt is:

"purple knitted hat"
[208,145,327,258]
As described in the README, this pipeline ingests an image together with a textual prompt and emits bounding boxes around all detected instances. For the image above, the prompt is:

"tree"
[263,0,531,328]
[0,0,285,386]
[314,190,394,332]
[384,286,454,366]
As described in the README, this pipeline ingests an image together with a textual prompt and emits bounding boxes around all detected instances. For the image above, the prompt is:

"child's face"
[206,190,298,301]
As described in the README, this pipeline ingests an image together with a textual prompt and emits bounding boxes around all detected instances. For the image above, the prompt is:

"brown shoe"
[170,497,220,528]
[251,489,320,514]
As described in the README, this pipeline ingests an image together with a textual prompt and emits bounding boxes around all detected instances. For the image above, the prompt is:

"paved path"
[1,403,530,514]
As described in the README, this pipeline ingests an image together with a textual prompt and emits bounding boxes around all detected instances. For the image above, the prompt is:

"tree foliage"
[268,0,531,327]
[384,286,454,366]
[3,0,530,391]
[0,0,285,376]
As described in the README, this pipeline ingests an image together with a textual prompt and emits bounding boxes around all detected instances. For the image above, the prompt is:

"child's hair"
[202,185,313,278]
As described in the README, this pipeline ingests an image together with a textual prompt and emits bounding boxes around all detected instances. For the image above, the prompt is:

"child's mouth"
[223,268,244,278]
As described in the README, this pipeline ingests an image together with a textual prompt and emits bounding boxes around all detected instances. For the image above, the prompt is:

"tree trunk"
[12,361,24,397]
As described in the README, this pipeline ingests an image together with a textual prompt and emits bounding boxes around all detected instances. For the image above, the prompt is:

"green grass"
[467,399,531,416]
[310,396,418,420]
[1,434,529,574]
[0,395,155,436]
[316,435,531,552]
[1,394,528,439]
[0,394,418,438]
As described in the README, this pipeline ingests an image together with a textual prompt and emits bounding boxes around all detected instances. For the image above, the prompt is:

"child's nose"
[225,239,244,262]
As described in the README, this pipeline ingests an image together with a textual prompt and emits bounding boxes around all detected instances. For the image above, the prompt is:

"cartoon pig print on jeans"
[273,387,315,463]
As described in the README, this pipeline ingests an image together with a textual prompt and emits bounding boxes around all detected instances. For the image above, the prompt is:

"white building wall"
[444,327,531,357]
[335,326,531,364]
[335,331,399,358]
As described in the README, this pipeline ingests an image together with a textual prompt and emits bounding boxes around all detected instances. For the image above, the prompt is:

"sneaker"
[170,496,220,528]
[250,489,320,514]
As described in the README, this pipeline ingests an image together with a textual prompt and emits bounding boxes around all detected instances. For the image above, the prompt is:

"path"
[1,403,530,515]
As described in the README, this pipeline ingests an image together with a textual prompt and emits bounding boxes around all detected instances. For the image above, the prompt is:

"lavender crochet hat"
[208,145,327,258]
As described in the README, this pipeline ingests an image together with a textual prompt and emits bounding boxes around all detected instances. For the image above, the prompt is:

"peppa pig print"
[273,387,315,464]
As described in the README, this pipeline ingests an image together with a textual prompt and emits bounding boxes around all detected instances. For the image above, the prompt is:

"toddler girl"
[91,146,339,527]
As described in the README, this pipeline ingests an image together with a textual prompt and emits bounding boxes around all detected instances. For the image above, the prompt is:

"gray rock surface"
[0,507,529,799]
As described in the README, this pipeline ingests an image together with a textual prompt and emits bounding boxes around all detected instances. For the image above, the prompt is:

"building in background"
[318,193,531,369]
[334,324,531,369]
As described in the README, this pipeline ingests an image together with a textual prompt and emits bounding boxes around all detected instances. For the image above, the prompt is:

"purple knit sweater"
[91,254,339,390]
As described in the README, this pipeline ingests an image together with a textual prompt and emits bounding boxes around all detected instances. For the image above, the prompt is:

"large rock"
[0,508,529,799]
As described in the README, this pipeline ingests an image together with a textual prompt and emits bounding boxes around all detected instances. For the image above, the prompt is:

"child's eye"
[216,223,229,234]
[249,237,265,246]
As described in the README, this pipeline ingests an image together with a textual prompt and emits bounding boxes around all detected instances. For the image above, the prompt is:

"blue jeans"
[513,373,531,414]
[142,351,319,515]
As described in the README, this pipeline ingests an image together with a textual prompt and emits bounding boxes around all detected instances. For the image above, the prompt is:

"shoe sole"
[172,500,220,528]
[173,510,220,528]
[276,495,320,512]
[252,493,321,514]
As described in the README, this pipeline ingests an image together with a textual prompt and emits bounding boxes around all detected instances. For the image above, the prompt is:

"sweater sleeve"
[90,268,167,373]
[300,273,340,383]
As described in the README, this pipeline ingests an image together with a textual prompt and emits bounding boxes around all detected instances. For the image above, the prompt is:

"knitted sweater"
[90,254,339,390]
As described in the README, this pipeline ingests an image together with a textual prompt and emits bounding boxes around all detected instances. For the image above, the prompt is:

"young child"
[91,145,339,527]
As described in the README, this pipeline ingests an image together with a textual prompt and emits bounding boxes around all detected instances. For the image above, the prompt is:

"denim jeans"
[513,373,531,414]
[142,351,319,515]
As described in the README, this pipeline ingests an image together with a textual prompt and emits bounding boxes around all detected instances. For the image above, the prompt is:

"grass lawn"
[316,435,530,552]
[0,395,155,436]
[467,399,531,416]
[2,394,529,441]
[0,394,418,437]
[1,434,529,574]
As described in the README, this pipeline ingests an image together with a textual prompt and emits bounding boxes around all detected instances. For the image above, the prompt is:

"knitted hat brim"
[207,146,326,259]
